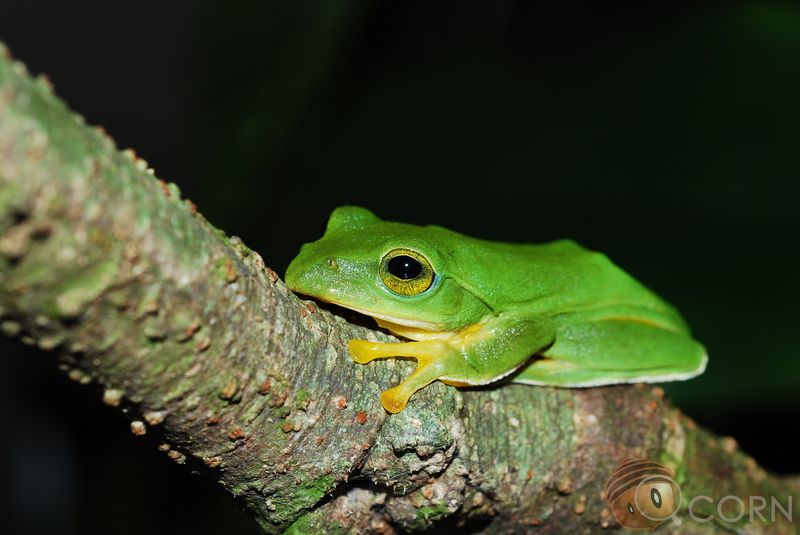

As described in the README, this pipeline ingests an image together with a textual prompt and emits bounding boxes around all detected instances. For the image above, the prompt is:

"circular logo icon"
[605,458,682,530]
[633,473,682,524]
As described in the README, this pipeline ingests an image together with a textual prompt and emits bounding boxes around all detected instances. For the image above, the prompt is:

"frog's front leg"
[349,339,464,413]
[349,315,555,413]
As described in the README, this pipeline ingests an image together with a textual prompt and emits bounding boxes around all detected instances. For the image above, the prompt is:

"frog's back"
[439,231,688,333]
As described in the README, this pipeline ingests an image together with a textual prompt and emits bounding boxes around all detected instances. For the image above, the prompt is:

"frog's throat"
[312,297,443,331]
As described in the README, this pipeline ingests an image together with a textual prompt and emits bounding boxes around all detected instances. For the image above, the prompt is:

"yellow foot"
[348,338,459,413]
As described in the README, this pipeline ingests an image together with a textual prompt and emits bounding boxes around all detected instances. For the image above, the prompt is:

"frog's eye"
[380,248,435,296]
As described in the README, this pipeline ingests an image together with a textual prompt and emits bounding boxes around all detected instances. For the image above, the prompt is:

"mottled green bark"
[0,42,796,534]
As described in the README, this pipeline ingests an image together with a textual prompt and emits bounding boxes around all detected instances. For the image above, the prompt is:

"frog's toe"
[348,339,385,364]
[380,386,409,414]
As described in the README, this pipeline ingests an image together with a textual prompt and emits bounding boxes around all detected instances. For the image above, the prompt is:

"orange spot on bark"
[228,427,245,441]
[259,380,272,395]
[158,179,171,198]
[207,415,221,426]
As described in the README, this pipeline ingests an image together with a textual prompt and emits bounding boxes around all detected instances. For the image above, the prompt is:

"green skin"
[285,206,707,413]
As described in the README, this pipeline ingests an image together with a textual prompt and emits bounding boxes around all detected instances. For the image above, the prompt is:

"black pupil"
[651,488,662,508]
[388,255,422,280]
[627,503,635,515]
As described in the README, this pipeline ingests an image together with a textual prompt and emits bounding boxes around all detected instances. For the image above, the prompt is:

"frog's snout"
[284,254,341,295]
[284,256,311,291]
[283,262,299,290]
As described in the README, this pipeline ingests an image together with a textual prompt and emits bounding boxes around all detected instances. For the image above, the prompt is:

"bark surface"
[0,43,796,534]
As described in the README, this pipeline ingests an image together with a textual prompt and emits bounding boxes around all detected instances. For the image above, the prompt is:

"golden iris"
[379,248,434,295]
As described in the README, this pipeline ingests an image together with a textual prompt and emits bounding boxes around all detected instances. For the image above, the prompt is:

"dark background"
[2,1,799,534]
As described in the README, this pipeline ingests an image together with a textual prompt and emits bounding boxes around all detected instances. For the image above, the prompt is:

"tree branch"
[0,42,796,534]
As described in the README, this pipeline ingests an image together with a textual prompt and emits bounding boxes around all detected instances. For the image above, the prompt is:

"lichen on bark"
[0,41,797,534]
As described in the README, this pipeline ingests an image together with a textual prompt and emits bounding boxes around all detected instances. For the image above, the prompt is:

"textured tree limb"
[0,42,796,534]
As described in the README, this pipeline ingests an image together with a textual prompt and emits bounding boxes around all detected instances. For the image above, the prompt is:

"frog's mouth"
[313,296,442,331]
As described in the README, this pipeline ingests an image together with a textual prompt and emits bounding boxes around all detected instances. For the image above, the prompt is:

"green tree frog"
[285,207,707,413]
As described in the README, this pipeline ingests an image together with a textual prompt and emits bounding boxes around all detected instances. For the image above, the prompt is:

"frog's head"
[285,206,490,331]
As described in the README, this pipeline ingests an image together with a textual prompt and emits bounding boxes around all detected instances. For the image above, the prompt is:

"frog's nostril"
[327,258,339,270]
